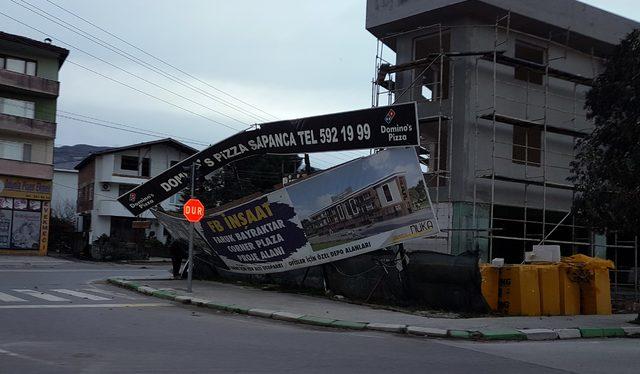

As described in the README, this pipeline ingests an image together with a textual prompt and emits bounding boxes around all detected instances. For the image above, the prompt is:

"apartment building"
[367,0,639,262]
[0,31,68,255]
[74,138,196,246]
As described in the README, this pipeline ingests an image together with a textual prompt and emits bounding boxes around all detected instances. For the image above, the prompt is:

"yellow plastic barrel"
[480,264,499,311]
[580,268,612,315]
[561,254,613,315]
[558,266,580,315]
[498,265,541,316]
[537,265,561,316]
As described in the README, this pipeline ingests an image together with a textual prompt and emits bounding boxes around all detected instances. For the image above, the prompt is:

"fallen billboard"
[197,147,438,274]
[118,103,419,216]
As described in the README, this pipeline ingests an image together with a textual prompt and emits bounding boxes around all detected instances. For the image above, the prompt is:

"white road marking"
[52,289,110,301]
[0,292,26,302]
[0,303,172,309]
[83,288,138,300]
[13,289,70,302]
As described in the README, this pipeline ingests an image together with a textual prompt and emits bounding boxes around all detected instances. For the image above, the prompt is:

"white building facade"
[75,138,195,246]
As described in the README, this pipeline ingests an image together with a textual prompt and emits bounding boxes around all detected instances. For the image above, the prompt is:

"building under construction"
[366,0,639,301]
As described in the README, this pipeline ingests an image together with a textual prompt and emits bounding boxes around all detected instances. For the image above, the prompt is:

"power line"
[0,10,250,131]
[12,0,271,124]
[21,0,367,161]
[66,59,242,131]
[44,0,280,121]
[1,6,362,166]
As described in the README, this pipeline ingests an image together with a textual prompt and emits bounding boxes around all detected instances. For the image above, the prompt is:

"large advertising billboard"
[192,147,438,274]
[118,103,419,216]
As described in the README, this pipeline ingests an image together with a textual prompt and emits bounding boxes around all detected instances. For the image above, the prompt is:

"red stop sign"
[183,198,205,222]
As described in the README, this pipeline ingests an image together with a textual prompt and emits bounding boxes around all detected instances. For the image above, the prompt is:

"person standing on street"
[169,238,188,279]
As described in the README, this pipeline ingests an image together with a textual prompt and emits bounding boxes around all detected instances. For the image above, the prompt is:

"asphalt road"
[1,256,639,374]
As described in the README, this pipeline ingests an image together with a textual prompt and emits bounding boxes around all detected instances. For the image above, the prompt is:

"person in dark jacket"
[169,238,188,279]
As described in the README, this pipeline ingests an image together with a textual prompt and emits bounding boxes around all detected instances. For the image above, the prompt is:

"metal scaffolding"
[371,16,639,303]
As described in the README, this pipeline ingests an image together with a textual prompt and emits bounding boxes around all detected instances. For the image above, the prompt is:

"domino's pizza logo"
[129,192,136,202]
[384,109,396,124]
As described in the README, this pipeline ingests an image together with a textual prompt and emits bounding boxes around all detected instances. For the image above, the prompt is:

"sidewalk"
[108,277,640,341]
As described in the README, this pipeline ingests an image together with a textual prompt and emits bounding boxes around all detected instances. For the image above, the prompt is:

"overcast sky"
[2,0,639,169]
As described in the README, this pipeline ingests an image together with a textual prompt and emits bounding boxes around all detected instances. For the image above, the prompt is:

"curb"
[107,278,640,342]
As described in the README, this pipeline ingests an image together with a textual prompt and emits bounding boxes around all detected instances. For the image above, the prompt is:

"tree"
[185,154,303,209]
[570,30,640,323]
[570,30,640,235]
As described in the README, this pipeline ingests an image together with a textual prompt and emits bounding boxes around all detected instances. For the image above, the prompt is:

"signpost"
[182,164,205,292]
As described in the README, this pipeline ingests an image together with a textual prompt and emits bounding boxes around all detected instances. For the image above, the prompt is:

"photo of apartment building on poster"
[289,147,433,251]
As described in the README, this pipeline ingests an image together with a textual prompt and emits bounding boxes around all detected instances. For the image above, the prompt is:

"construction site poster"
[198,147,438,274]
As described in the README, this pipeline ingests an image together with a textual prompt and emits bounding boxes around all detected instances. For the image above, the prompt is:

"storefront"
[0,175,51,255]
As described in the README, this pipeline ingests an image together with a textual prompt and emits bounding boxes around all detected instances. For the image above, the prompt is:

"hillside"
[54,144,111,169]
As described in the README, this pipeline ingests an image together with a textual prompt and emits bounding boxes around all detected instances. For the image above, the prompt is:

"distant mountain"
[54,144,112,169]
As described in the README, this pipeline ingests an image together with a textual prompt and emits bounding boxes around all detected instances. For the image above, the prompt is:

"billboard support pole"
[187,162,195,293]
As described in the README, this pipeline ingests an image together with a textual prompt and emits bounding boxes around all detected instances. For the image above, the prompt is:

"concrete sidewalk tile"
[580,328,605,338]
[204,302,230,311]
[555,328,581,339]
[137,286,156,295]
[272,311,305,322]
[366,323,407,333]
[224,304,250,314]
[248,308,276,318]
[407,326,448,337]
[189,298,209,306]
[298,315,336,327]
[479,330,526,341]
[123,282,140,290]
[151,290,176,300]
[601,328,626,337]
[173,295,192,304]
[448,330,472,339]
[330,320,367,330]
[517,329,558,341]
[108,278,126,286]
[623,326,640,337]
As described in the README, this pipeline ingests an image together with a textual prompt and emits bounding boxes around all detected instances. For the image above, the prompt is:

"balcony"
[0,68,60,97]
[0,158,53,180]
[0,113,56,139]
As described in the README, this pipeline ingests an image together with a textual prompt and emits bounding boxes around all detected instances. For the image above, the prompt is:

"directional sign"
[183,198,205,223]
[118,102,419,216]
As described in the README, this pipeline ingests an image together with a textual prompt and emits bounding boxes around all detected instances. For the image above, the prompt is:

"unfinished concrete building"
[366,0,639,297]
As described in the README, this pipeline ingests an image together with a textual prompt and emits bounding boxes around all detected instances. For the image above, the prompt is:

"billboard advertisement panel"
[195,147,438,274]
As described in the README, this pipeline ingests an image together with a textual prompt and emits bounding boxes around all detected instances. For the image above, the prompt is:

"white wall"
[376,180,402,207]
[87,143,192,243]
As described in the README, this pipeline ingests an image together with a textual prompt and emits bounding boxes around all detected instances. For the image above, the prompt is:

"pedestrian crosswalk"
[0,288,138,304]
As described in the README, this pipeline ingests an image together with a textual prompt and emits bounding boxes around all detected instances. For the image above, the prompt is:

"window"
[382,184,393,202]
[141,158,150,177]
[120,156,150,177]
[120,155,139,171]
[514,41,545,85]
[413,32,450,101]
[2,57,37,76]
[513,125,541,166]
[0,98,35,119]
[0,140,30,161]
